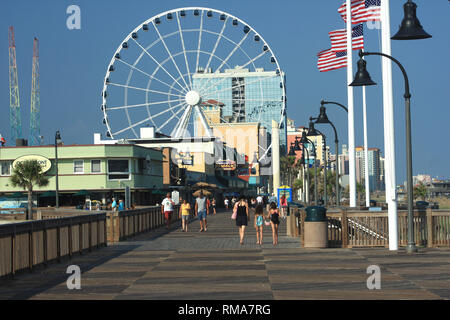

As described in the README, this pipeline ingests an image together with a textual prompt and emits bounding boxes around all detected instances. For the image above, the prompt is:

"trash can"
[304,206,328,248]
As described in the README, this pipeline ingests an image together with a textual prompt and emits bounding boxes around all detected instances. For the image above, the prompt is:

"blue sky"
[1,0,449,183]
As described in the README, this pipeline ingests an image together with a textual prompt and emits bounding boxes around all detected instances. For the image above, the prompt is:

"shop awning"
[206,176,227,189]
[40,191,56,197]
[73,190,91,196]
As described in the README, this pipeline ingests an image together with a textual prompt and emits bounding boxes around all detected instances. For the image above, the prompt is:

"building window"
[73,160,84,174]
[138,159,146,174]
[108,159,130,180]
[91,160,101,173]
[1,161,12,176]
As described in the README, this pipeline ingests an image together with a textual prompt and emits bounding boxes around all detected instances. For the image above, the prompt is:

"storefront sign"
[13,155,52,173]
[215,160,236,170]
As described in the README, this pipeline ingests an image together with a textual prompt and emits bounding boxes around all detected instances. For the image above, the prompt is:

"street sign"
[277,185,292,207]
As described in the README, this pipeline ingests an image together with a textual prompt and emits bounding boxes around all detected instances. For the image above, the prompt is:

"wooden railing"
[106,206,180,243]
[291,207,450,248]
[0,205,181,279]
[0,212,107,279]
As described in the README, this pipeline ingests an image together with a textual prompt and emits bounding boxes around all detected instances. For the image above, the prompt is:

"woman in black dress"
[235,196,249,245]
[266,202,280,246]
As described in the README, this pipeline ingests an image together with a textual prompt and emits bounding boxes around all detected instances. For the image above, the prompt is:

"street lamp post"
[287,143,298,189]
[391,0,432,40]
[295,138,310,206]
[55,131,62,208]
[308,118,327,206]
[316,101,345,206]
[350,49,417,253]
[300,131,317,205]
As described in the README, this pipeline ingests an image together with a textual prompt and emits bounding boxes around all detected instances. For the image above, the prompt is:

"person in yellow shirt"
[180,198,192,232]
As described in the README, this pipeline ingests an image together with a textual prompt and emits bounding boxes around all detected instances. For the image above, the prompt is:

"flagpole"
[381,0,398,251]
[346,0,357,208]
[362,84,370,207]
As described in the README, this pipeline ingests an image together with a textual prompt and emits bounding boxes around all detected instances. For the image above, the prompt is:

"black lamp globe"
[288,143,297,156]
[55,131,62,144]
[294,138,302,151]
[315,105,330,124]
[300,130,309,144]
[392,1,431,40]
[349,52,377,87]
[306,118,320,136]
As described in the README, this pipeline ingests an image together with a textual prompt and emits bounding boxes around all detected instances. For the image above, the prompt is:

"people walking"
[280,194,288,219]
[180,198,191,232]
[161,192,175,230]
[267,193,277,212]
[256,194,263,205]
[235,196,249,245]
[118,199,125,211]
[254,204,264,245]
[266,202,280,246]
[195,191,209,232]
[231,196,237,208]
[211,198,217,215]
[251,198,257,210]
[224,198,229,210]
[111,197,117,212]
[206,197,211,215]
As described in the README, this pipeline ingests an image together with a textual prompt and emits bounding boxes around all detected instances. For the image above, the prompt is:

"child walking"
[254,204,264,245]
[266,202,280,246]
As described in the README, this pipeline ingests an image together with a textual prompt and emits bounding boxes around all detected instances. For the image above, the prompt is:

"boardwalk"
[0,209,449,300]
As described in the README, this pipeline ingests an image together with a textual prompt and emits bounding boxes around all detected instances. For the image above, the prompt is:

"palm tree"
[280,155,300,186]
[413,182,427,201]
[10,160,49,220]
[356,182,365,206]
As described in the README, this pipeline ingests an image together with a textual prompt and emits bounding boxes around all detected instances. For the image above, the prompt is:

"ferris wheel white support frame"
[101,7,286,162]
[194,104,214,137]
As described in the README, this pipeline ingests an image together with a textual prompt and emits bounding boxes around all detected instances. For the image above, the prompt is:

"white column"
[272,120,280,197]
[346,0,357,207]
[381,0,398,251]
[362,86,370,207]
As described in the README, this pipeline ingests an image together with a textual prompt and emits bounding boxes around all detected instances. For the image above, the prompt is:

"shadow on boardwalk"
[0,210,449,300]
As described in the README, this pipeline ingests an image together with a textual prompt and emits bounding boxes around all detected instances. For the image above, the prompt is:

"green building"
[0,144,164,208]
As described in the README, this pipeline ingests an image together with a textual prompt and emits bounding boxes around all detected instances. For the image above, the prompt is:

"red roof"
[201,99,225,106]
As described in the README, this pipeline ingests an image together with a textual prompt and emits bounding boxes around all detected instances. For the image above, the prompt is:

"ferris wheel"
[101,7,286,161]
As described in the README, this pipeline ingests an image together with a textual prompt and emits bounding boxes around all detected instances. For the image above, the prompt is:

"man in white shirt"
[256,195,263,205]
[161,193,175,229]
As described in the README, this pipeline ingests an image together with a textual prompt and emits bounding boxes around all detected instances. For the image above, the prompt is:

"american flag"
[317,49,347,72]
[329,23,364,52]
[338,0,381,24]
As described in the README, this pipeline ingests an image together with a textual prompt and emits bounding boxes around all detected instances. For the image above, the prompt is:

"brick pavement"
[0,209,449,300]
